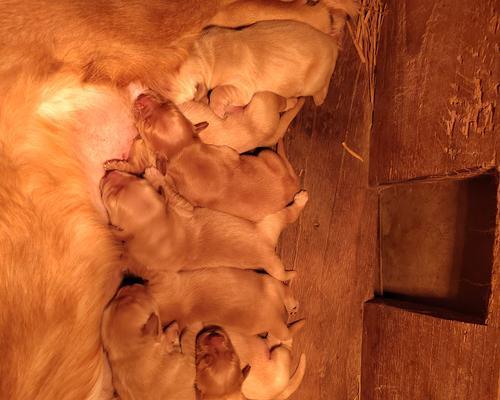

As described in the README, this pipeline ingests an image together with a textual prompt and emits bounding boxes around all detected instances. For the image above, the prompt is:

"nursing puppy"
[179,93,305,153]
[148,268,299,341]
[166,20,339,117]
[102,284,195,400]
[105,93,300,221]
[100,170,308,281]
[129,93,300,221]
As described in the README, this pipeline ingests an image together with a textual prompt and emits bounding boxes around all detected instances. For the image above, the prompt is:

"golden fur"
[180,93,305,154]
[100,170,307,281]
[0,1,356,397]
[195,325,306,400]
[195,327,249,400]
[116,93,301,221]
[166,20,339,117]
[0,70,126,400]
[227,329,306,400]
[147,268,298,341]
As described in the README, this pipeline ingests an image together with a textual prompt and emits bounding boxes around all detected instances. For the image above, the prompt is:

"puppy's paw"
[144,167,164,189]
[103,159,126,171]
[284,297,299,315]
[283,270,297,282]
[164,321,181,351]
[293,190,309,207]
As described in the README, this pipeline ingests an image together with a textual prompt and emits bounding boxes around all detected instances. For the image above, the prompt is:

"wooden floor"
[280,1,499,398]
[279,35,377,399]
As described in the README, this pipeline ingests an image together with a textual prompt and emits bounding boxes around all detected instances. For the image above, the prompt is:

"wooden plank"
[361,299,500,400]
[280,37,378,399]
[369,0,498,185]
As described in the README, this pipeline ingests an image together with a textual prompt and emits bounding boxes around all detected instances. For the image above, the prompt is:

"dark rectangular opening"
[378,172,497,322]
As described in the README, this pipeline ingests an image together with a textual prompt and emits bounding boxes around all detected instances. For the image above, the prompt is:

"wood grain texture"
[361,299,500,400]
[279,37,378,399]
[369,0,499,185]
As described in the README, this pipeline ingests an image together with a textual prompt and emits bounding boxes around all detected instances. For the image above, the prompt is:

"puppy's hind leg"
[312,84,330,106]
[257,190,308,245]
[263,253,297,282]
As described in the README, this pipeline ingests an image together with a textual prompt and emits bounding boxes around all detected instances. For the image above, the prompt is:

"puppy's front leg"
[144,167,195,217]
[104,138,152,174]
[209,85,253,118]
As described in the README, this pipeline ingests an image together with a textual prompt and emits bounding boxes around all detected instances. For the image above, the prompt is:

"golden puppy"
[195,325,306,400]
[195,327,250,400]
[166,20,339,117]
[106,93,300,221]
[227,329,306,400]
[102,284,195,400]
[179,93,305,154]
[100,170,307,281]
[148,268,299,341]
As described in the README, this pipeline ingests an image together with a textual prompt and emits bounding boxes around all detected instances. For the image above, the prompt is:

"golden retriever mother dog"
[0,1,357,399]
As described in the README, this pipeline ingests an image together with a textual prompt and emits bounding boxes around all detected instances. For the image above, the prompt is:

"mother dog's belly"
[34,75,140,216]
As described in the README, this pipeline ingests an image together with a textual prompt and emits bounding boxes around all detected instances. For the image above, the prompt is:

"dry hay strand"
[348,0,387,104]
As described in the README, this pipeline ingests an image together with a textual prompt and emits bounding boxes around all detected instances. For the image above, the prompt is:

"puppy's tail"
[274,353,307,400]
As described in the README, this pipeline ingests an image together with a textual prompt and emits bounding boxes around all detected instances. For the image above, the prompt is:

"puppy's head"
[133,93,207,159]
[195,326,250,398]
[100,171,165,238]
[102,284,163,358]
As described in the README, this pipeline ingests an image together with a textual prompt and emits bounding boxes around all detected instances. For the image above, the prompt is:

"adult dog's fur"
[100,170,307,281]
[0,69,141,400]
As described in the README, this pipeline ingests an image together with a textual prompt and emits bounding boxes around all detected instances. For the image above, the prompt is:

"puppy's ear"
[194,82,208,101]
[142,313,160,338]
[193,121,209,135]
[241,364,251,381]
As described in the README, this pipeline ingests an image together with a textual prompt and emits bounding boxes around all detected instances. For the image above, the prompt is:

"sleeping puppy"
[106,93,301,221]
[100,170,308,281]
[179,93,305,154]
[102,284,195,400]
[227,329,306,400]
[195,326,306,400]
[195,327,250,400]
[166,20,339,117]
[148,268,299,341]
[125,93,300,221]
